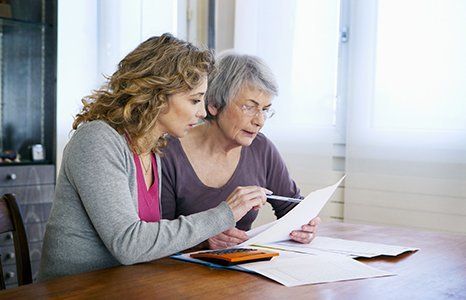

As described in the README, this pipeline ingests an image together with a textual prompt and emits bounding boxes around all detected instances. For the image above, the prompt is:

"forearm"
[102,202,235,264]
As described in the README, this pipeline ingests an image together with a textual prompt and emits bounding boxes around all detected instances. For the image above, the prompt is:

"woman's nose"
[197,105,207,119]
[252,111,265,126]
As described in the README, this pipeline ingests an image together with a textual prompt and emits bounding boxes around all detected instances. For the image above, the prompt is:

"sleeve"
[262,136,302,219]
[65,124,235,265]
[160,150,177,220]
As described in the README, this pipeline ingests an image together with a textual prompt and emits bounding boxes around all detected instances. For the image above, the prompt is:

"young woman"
[38,34,267,281]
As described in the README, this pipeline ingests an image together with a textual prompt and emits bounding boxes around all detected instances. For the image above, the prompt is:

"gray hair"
[205,51,278,120]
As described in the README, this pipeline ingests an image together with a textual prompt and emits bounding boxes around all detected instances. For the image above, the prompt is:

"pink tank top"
[133,153,161,222]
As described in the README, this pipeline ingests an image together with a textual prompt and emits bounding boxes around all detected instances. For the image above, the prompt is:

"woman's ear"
[207,104,219,116]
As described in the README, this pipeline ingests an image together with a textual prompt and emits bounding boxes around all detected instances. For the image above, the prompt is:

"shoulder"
[66,120,127,159]
[248,132,285,169]
[161,135,183,157]
[250,132,277,153]
[160,135,185,171]
[73,121,123,144]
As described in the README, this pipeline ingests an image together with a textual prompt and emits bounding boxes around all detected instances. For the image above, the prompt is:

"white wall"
[56,0,177,169]
[57,0,99,169]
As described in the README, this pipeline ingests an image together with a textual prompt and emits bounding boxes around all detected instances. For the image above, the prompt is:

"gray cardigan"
[38,121,235,281]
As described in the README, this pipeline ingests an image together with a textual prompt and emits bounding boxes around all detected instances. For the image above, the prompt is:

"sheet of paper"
[266,236,419,258]
[240,254,394,287]
[240,176,345,247]
[246,220,277,237]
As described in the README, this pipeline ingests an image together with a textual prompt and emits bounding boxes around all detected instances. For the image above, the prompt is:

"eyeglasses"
[239,104,275,119]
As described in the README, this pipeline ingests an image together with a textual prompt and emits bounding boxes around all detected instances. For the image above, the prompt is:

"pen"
[266,195,302,203]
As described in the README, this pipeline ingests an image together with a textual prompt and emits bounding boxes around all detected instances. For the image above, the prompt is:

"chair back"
[0,194,32,289]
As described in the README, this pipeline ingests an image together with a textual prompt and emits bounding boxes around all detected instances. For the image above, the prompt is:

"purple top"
[161,133,300,231]
[134,153,161,222]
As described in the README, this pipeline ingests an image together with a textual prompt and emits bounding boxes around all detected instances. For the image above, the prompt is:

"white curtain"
[235,0,344,221]
[344,0,466,233]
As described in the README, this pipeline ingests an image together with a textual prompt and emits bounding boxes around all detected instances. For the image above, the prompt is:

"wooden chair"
[0,194,32,289]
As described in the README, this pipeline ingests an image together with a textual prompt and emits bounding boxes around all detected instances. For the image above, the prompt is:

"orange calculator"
[190,248,279,266]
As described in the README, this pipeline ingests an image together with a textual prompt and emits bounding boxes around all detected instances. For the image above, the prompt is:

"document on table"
[261,236,419,258]
[173,248,394,287]
[239,176,345,247]
[240,253,394,287]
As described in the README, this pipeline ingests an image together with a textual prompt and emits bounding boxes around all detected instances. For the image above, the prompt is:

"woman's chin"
[175,127,194,138]
[237,137,255,147]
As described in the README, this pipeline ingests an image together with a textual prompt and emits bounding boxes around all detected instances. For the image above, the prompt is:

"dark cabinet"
[0,0,57,289]
[0,165,55,287]
[0,1,56,164]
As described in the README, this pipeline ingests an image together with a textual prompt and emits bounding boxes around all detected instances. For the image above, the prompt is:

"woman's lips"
[242,130,257,136]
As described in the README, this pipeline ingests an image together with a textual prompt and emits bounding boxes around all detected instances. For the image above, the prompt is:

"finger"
[210,237,236,249]
[221,234,242,248]
[263,187,273,195]
[220,234,246,244]
[290,231,313,244]
[237,193,266,209]
[229,188,267,209]
[291,235,312,244]
[216,232,244,244]
[300,224,316,233]
[235,186,267,198]
[310,217,321,226]
[232,186,260,196]
[225,228,249,240]
[290,230,312,239]
[226,189,254,205]
[248,197,266,208]
[243,190,267,203]
[208,238,226,250]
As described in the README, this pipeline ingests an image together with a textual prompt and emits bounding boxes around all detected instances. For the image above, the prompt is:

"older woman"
[161,52,320,250]
[38,36,267,281]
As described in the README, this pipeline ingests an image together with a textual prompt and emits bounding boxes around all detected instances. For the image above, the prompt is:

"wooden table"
[1,222,465,299]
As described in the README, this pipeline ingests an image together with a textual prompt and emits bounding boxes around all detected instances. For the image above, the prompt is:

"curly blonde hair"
[73,33,214,154]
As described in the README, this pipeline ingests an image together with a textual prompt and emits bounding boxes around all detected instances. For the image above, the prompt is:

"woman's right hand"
[226,186,269,222]
[207,228,249,250]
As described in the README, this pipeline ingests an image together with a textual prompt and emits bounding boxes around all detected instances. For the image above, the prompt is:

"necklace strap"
[140,154,152,174]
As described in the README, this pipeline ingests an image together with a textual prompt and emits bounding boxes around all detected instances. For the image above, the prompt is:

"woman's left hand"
[289,216,321,244]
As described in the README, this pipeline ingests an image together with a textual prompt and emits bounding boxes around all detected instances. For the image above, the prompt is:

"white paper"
[267,237,419,258]
[240,254,394,287]
[246,220,277,237]
[240,176,345,247]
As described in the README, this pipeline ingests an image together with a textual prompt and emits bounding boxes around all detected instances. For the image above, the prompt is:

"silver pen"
[266,195,302,203]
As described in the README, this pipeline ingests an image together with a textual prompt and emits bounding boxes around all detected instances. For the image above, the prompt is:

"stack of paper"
[172,248,394,287]
[240,253,394,287]
[262,237,419,258]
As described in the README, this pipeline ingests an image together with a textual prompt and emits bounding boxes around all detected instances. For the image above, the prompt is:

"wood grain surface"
[0,222,464,299]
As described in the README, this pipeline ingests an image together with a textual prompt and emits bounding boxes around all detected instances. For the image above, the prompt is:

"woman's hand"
[207,228,249,250]
[226,186,269,222]
[289,216,321,244]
